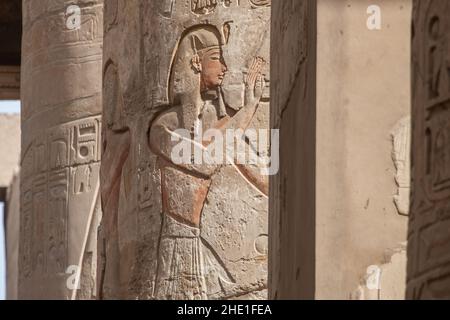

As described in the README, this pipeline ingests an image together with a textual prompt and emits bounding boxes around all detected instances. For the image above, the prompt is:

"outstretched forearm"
[149,123,219,178]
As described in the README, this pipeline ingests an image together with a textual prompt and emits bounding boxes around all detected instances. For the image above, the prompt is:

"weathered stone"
[5,170,20,300]
[269,0,316,300]
[100,0,270,300]
[270,0,411,299]
[0,114,20,188]
[408,0,450,299]
[351,245,407,300]
[391,116,411,216]
[19,0,103,299]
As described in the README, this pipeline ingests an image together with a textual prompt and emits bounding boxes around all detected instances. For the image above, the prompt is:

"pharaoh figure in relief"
[100,0,271,300]
[149,25,267,299]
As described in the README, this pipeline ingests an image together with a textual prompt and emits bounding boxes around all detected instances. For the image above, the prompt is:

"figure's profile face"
[200,47,227,91]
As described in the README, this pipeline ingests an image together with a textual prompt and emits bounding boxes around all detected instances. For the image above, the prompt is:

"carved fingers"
[254,74,265,100]
[192,0,218,13]
[245,57,263,88]
[245,57,265,106]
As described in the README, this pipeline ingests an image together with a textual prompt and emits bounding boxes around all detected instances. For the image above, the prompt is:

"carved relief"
[102,0,270,300]
[98,60,131,299]
[104,0,118,32]
[408,0,450,299]
[249,0,270,7]
[20,117,101,281]
[149,24,268,299]
[422,2,450,201]
[191,0,218,15]
[72,120,100,165]
[391,116,411,216]
[20,184,33,279]
[19,0,104,299]
[47,170,69,274]
[49,128,70,170]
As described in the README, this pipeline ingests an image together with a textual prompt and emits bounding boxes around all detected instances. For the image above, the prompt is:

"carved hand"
[244,57,265,108]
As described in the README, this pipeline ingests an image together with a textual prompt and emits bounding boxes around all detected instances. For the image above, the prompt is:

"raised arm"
[216,57,266,133]
[149,112,218,178]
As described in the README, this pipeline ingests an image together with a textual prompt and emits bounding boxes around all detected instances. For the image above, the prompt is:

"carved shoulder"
[149,108,181,156]
[153,108,180,131]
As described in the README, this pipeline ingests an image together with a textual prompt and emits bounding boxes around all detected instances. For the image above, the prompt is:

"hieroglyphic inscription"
[102,0,270,300]
[149,24,268,300]
[190,0,245,15]
[20,117,101,281]
[191,0,218,14]
[408,0,450,299]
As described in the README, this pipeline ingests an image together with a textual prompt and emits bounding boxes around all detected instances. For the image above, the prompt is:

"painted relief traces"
[149,24,268,299]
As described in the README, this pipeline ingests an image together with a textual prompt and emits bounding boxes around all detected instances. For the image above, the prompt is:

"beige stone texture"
[6,171,20,300]
[270,0,411,299]
[351,246,407,300]
[315,0,411,299]
[100,0,271,300]
[0,114,20,188]
[19,0,103,299]
[8,0,434,301]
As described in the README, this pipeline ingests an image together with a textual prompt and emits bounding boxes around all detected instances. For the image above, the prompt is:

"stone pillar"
[19,0,103,299]
[0,113,21,300]
[407,0,450,299]
[269,0,317,300]
[99,0,271,299]
[270,0,411,299]
[6,171,20,300]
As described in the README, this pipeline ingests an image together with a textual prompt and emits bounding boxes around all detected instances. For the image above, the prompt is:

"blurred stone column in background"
[19,0,103,299]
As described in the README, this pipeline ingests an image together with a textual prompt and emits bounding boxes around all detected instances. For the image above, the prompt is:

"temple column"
[19,0,103,299]
[269,0,317,300]
[99,0,271,299]
[270,0,411,299]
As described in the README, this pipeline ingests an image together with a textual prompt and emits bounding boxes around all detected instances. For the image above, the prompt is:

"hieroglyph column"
[408,0,450,299]
[19,0,103,299]
[99,0,272,299]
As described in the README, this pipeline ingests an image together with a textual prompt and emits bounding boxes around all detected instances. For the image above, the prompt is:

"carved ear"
[191,54,202,73]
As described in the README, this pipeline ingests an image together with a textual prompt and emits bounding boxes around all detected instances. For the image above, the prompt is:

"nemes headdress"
[189,26,227,118]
